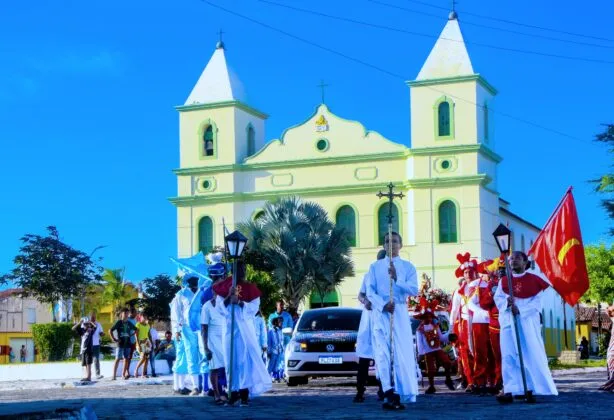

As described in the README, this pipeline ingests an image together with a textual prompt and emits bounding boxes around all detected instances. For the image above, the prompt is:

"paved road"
[0,371,611,419]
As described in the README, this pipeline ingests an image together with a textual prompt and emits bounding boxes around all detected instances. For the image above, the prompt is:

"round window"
[316,139,329,152]
[203,180,211,190]
[441,160,451,170]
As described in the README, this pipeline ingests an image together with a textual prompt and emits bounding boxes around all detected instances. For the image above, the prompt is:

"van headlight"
[292,342,307,352]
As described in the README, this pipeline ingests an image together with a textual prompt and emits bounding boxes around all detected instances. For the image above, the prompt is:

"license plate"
[318,356,342,364]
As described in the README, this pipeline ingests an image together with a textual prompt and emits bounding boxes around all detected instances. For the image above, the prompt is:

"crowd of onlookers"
[72,307,176,383]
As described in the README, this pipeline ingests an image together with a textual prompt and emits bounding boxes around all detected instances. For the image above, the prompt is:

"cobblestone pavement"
[0,371,611,419]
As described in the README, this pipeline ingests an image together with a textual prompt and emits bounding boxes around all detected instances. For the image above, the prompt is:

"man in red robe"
[477,259,502,394]
[450,253,477,393]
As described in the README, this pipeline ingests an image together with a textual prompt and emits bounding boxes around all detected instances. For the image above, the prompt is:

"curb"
[551,367,607,377]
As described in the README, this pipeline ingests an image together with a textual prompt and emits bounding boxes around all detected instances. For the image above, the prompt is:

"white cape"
[494,279,558,396]
[216,296,272,396]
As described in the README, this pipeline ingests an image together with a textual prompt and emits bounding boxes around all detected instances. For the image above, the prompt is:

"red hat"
[477,260,494,274]
[413,297,439,320]
[455,252,478,278]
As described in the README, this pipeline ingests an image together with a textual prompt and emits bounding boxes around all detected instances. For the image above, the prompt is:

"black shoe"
[525,391,536,404]
[445,378,455,391]
[353,392,365,403]
[425,386,436,394]
[382,392,405,410]
[180,388,191,395]
[477,386,489,396]
[496,393,514,404]
[225,391,240,406]
[377,390,385,402]
[488,386,499,395]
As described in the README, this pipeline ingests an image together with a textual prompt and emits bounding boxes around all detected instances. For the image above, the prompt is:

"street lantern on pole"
[492,223,530,400]
[224,229,248,398]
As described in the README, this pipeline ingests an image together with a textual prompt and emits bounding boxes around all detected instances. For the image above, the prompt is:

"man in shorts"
[109,308,137,380]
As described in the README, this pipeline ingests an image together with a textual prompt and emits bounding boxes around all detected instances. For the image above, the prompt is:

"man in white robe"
[214,261,271,406]
[354,249,386,403]
[494,251,557,403]
[367,232,419,410]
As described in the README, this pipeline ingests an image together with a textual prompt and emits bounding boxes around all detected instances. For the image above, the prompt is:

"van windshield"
[297,311,361,332]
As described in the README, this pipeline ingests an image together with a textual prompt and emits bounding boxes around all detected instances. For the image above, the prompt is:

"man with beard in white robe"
[354,249,386,403]
[214,261,271,406]
[367,232,419,410]
[494,251,557,403]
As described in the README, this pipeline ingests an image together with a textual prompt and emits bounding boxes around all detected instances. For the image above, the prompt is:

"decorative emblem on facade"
[315,115,329,132]
[326,344,335,352]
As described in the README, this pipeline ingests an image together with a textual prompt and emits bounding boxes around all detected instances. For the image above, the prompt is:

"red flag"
[528,188,589,306]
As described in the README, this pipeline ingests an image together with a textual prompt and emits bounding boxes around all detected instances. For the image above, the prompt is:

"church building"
[169,12,574,355]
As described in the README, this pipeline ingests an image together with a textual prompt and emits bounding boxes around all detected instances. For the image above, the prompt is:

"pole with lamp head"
[492,223,529,400]
[224,230,248,396]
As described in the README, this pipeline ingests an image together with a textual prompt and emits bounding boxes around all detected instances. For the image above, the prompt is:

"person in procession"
[201,280,227,404]
[267,316,284,382]
[213,260,272,406]
[449,253,477,392]
[366,232,419,410]
[254,311,268,364]
[414,298,455,394]
[466,260,493,395]
[354,248,386,403]
[494,251,557,403]
[170,274,202,395]
[478,258,504,393]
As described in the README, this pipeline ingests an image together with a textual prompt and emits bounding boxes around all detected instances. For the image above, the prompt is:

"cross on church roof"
[217,29,225,49]
[317,79,329,104]
[450,0,459,19]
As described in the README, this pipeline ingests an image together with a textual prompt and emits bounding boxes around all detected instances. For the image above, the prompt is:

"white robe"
[356,273,374,359]
[366,256,419,403]
[201,300,225,370]
[494,275,558,396]
[216,296,272,396]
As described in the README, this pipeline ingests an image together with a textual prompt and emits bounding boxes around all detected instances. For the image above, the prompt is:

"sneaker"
[424,386,436,395]
[445,378,455,391]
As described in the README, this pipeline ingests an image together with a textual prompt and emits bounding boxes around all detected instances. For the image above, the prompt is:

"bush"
[31,323,74,361]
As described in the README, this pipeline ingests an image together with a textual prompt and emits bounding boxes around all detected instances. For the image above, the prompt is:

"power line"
[368,0,614,50]
[198,0,590,144]
[403,0,614,43]
[257,0,614,65]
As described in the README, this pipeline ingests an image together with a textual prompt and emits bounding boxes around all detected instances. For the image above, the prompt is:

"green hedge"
[31,323,74,361]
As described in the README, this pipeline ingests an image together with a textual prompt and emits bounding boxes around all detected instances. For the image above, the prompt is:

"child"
[135,313,153,378]
[73,318,95,382]
[414,298,455,394]
[267,317,284,382]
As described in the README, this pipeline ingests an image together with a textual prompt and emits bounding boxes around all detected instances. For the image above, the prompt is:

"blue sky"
[1,0,613,286]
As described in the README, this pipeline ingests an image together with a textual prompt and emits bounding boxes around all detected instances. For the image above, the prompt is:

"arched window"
[378,204,399,246]
[483,103,489,141]
[438,200,457,243]
[203,126,214,157]
[438,101,451,137]
[336,205,357,247]
[247,125,256,156]
[198,216,213,253]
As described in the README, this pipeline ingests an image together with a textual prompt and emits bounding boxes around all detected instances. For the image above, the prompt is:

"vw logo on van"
[326,344,335,352]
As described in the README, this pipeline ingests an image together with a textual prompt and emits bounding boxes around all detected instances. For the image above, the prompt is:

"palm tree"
[238,196,354,313]
[101,268,132,316]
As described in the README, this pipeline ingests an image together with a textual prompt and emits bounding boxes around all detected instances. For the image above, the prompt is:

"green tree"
[238,196,354,313]
[101,268,134,316]
[593,124,614,234]
[1,226,102,312]
[139,274,181,322]
[582,244,614,304]
[247,265,282,317]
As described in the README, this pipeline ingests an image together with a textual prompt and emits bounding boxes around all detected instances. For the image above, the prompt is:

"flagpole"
[222,218,237,396]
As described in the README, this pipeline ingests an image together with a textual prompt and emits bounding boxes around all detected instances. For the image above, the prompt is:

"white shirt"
[466,279,490,324]
[92,322,103,346]
[201,300,225,327]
